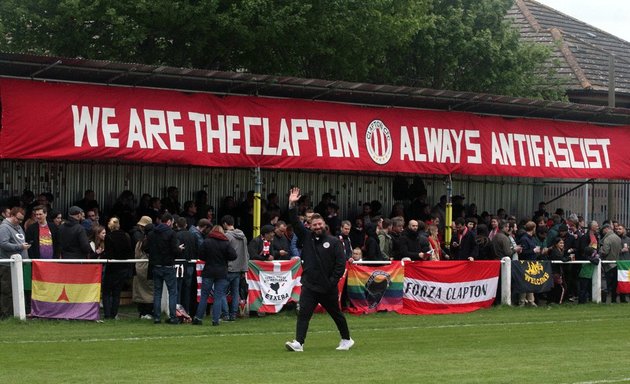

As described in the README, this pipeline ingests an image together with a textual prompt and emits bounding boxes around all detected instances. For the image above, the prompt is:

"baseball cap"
[68,206,83,216]
[261,224,275,235]
[137,216,152,227]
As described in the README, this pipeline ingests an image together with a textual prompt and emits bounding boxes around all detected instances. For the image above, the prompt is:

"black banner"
[511,260,553,294]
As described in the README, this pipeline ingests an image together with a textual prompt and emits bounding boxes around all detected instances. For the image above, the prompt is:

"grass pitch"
[2,304,630,383]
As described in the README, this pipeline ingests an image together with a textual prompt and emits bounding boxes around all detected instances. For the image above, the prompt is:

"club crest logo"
[365,119,392,165]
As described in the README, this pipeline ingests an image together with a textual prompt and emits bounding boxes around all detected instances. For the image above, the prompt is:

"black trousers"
[0,265,13,318]
[102,269,128,319]
[604,267,619,303]
[295,285,350,344]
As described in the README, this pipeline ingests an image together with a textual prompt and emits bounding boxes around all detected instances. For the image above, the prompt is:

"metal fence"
[1,255,609,320]
[542,179,630,225]
[0,160,395,222]
[2,159,629,224]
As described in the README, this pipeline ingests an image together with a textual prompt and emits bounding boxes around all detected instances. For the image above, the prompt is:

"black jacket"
[450,230,479,260]
[517,233,537,261]
[199,231,237,279]
[363,224,385,261]
[397,229,430,261]
[271,233,291,260]
[349,226,365,250]
[475,235,493,260]
[105,229,134,273]
[389,231,402,260]
[58,217,92,259]
[147,223,180,266]
[176,229,198,261]
[129,225,146,245]
[324,215,341,236]
[289,207,345,293]
[577,231,599,261]
[338,234,353,260]
[25,221,60,259]
[249,236,272,261]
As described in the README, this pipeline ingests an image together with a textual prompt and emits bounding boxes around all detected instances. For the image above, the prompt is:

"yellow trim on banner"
[32,281,101,303]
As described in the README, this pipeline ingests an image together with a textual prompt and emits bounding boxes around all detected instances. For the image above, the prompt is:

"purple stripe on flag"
[31,300,100,321]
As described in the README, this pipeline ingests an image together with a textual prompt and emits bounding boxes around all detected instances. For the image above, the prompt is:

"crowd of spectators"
[1,186,628,321]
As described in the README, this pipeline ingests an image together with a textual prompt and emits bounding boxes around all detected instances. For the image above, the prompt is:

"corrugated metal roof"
[0,51,629,125]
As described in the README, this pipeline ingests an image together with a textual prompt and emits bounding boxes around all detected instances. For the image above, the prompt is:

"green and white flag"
[617,261,630,294]
[247,259,302,313]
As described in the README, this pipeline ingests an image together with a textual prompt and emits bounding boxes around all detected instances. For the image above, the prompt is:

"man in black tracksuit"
[285,187,353,352]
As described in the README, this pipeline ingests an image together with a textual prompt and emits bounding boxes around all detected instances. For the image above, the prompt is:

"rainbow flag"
[247,259,302,313]
[347,261,403,314]
[31,261,102,320]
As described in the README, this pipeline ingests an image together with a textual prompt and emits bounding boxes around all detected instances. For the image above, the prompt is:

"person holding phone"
[0,207,31,318]
[449,217,478,261]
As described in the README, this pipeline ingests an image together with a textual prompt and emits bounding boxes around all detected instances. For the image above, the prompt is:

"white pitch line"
[567,378,630,384]
[0,316,613,345]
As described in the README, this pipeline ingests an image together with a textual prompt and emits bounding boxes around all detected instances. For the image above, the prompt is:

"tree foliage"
[384,0,563,99]
[0,0,563,99]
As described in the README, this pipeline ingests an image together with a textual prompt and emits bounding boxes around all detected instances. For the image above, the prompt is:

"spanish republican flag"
[31,261,102,320]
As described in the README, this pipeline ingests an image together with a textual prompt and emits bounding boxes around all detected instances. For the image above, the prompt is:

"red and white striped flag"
[247,259,302,313]
[398,261,500,315]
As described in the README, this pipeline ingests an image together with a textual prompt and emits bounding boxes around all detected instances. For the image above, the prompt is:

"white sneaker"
[336,338,355,351]
[285,340,304,352]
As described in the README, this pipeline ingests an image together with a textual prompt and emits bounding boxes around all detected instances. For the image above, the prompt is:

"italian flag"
[617,261,630,294]
[247,259,302,313]
[398,260,500,315]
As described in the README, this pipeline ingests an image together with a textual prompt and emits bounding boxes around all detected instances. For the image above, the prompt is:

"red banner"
[1,78,628,178]
[398,261,500,315]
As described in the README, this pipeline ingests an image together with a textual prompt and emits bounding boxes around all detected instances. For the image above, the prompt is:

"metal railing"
[0,255,611,320]
[1,255,158,320]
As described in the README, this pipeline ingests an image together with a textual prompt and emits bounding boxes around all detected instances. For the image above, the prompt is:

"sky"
[536,0,630,42]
